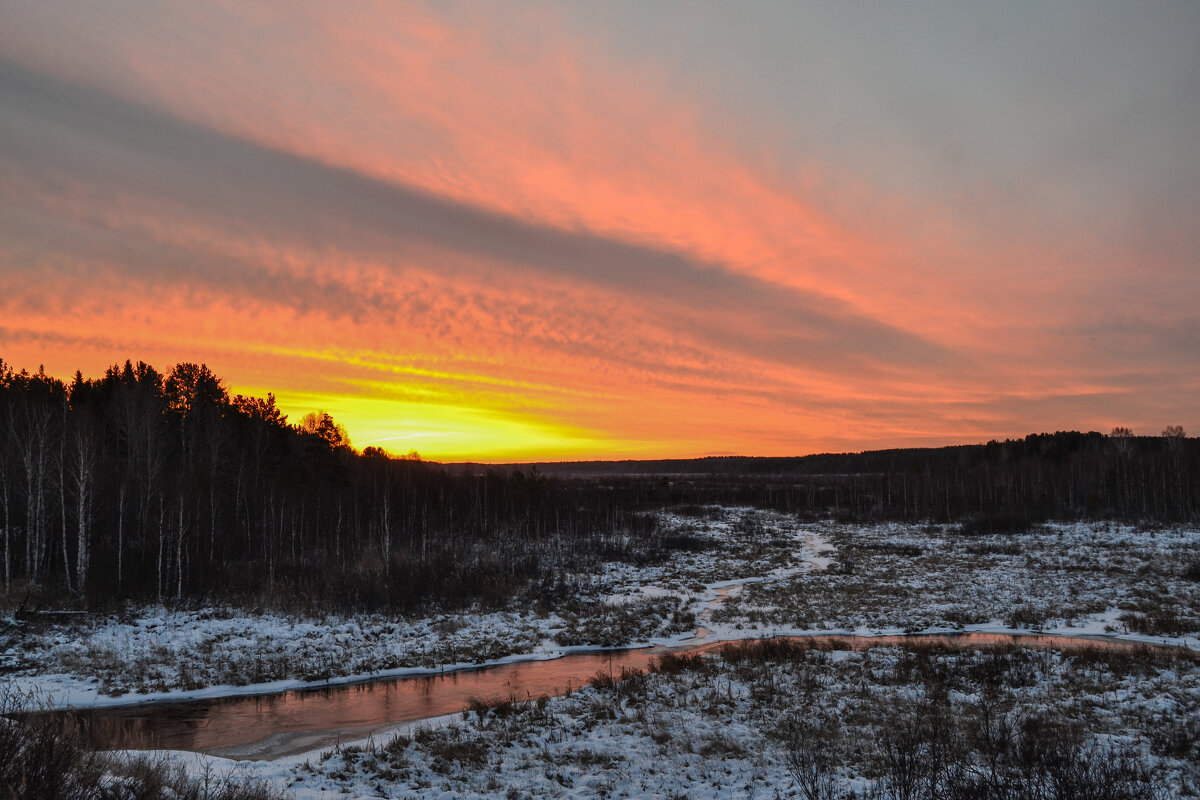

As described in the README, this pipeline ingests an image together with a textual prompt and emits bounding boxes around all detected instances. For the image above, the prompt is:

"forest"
[0,358,1196,613]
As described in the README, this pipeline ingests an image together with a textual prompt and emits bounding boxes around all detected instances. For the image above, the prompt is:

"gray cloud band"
[0,61,957,378]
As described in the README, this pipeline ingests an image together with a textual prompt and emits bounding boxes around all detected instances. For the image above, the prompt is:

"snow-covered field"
[2,507,829,708]
[3,512,1197,711]
[128,637,1200,798]
[5,509,1200,797]
[717,520,1200,645]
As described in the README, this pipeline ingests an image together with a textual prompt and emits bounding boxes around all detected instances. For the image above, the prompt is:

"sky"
[1,1,1198,462]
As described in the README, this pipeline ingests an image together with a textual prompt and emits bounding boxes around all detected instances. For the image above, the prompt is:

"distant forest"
[0,358,1196,612]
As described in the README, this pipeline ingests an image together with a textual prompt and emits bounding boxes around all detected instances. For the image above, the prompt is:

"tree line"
[1,357,1196,611]
[0,359,657,611]
[519,429,1200,529]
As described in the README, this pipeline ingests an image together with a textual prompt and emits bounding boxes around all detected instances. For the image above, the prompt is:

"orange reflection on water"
[56,632,1195,761]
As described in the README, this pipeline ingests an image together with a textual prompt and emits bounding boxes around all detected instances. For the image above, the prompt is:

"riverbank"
[0,507,821,708]
[3,512,1197,712]
[43,630,1194,763]
[125,636,1200,799]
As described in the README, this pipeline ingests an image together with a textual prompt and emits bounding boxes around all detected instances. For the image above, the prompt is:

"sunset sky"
[2,2,1198,461]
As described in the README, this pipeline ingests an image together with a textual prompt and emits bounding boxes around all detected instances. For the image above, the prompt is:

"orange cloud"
[2,2,1197,457]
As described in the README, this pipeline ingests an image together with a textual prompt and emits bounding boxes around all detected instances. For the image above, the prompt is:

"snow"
[5,507,836,709]
[4,511,1198,791]
[706,520,1200,648]
[114,638,1200,799]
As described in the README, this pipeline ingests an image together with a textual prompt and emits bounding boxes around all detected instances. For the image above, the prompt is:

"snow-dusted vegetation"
[3,510,1199,799]
[716,521,1200,641]
[1,508,821,704]
[5,510,1197,710]
[156,637,1200,799]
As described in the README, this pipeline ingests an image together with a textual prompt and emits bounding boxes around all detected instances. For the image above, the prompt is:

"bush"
[778,714,841,800]
[0,693,283,800]
[650,652,708,675]
[873,703,1161,800]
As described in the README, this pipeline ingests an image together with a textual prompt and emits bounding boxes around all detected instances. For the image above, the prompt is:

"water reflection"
[60,648,660,759]
[44,632,1189,760]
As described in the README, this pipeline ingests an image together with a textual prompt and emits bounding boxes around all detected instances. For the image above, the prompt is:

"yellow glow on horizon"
[267,390,622,463]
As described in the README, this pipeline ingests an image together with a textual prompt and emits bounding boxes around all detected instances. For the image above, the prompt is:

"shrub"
[0,692,283,800]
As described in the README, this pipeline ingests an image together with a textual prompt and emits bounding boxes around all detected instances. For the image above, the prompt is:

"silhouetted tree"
[0,359,1196,612]
[1164,425,1186,450]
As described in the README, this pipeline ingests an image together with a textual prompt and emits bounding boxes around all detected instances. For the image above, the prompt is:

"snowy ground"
[1,507,827,708]
[2,512,1197,712]
[712,520,1200,646]
[127,638,1200,799]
